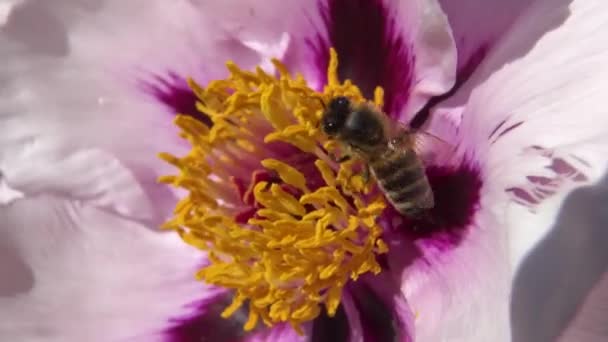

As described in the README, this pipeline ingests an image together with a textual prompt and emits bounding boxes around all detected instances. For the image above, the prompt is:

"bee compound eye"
[323,120,337,134]
[330,96,350,112]
[336,96,349,108]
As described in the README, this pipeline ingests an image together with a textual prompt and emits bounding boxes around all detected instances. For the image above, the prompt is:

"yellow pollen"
[159,48,388,333]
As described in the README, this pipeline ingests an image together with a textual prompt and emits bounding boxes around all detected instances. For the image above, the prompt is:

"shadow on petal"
[126,164,182,231]
[511,171,608,341]
[0,232,34,297]
[2,1,69,57]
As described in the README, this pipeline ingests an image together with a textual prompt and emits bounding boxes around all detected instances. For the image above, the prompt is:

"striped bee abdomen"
[369,148,434,216]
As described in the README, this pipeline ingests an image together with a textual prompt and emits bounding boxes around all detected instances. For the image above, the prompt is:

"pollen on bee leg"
[159,47,390,333]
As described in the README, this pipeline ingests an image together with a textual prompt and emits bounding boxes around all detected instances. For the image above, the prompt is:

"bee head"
[321,96,351,136]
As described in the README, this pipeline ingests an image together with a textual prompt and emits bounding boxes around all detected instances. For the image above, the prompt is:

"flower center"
[159,49,391,333]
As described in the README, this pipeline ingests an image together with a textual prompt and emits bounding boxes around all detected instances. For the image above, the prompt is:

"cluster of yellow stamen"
[159,49,389,333]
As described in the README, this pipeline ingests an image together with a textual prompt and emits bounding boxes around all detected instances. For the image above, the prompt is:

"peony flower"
[1,0,607,341]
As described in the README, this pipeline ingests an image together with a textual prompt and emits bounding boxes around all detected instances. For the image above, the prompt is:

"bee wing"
[386,122,454,166]
[411,130,456,166]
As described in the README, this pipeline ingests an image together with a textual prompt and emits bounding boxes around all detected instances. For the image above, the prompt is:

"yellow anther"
[374,86,385,109]
[319,187,350,212]
[315,159,336,187]
[261,84,291,130]
[222,295,246,319]
[376,239,389,253]
[159,48,390,334]
[270,184,307,216]
[244,310,259,331]
[236,139,256,152]
[272,58,291,78]
[261,159,310,193]
[186,77,206,100]
[327,48,340,87]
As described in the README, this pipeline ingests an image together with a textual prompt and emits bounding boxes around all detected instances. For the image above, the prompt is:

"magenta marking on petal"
[491,121,524,144]
[384,162,483,246]
[141,73,211,125]
[570,154,592,168]
[488,119,508,140]
[527,175,554,186]
[506,147,591,211]
[309,0,415,118]
[548,157,589,182]
[164,295,247,342]
[411,45,488,129]
[506,187,540,206]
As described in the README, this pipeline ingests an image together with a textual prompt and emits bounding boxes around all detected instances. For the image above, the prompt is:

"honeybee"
[320,96,436,217]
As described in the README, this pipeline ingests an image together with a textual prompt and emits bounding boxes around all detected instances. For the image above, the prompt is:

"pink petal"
[388,202,511,341]
[0,144,156,221]
[0,198,215,341]
[402,0,608,340]
[283,0,456,121]
[439,0,532,75]
[451,0,608,264]
[0,0,294,220]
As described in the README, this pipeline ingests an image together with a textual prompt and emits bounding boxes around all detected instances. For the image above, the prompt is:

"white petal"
[438,0,534,74]
[0,0,292,223]
[452,0,608,268]
[0,174,24,205]
[0,197,215,341]
[1,143,155,221]
[0,0,20,27]
[0,0,289,148]
[393,209,511,341]
[242,32,291,73]
[401,0,457,119]
[420,0,608,340]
